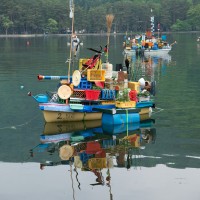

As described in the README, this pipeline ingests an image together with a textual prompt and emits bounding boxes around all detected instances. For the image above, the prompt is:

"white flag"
[69,0,73,18]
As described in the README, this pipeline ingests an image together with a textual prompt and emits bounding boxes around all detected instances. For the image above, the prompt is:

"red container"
[86,141,102,154]
[129,90,138,102]
[85,90,101,100]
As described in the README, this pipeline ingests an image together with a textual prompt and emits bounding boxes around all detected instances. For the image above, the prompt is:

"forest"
[0,0,200,35]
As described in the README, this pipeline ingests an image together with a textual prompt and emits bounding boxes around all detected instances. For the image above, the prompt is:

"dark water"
[0,33,200,200]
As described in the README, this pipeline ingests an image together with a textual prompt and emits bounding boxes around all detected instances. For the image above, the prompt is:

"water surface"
[0,33,200,200]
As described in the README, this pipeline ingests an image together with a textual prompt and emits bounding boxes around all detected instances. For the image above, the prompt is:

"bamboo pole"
[106,14,114,63]
[68,1,75,83]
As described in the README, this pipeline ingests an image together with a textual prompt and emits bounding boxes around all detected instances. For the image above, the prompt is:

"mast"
[68,0,75,83]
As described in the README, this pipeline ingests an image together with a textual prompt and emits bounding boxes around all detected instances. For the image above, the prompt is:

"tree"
[0,15,13,34]
[171,19,191,31]
[46,18,58,33]
[187,4,200,30]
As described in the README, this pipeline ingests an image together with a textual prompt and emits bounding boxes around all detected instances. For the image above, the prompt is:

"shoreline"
[0,31,199,38]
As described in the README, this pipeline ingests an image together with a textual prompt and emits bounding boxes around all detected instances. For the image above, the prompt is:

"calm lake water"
[0,33,200,200]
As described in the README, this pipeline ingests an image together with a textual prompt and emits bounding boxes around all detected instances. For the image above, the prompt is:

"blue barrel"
[102,113,140,125]
[161,35,167,41]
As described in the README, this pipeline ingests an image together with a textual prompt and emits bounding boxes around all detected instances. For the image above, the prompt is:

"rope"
[74,167,81,190]
[126,109,129,136]
[70,161,76,200]
[0,114,40,130]
[82,112,86,121]
[152,107,164,115]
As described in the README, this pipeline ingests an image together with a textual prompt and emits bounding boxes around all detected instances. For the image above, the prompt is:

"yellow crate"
[115,101,136,108]
[128,82,140,93]
[87,69,105,82]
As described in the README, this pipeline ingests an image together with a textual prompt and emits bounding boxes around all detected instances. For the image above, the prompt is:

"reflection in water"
[29,120,156,198]
[124,52,172,82]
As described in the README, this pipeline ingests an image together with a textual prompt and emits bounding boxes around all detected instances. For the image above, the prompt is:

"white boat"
[144,46,171,55]
[124,47,171,55]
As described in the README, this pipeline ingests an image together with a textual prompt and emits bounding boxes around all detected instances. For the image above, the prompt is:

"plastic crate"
[85,90,101,100]
[87,69,106,82]
[71,89,86,99]
[74,78,92,90]
[128,82,140,93]
[115,101,136,108]
[101,89,116,100]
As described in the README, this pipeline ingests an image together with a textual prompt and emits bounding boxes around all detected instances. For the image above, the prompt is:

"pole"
[37,74,70,80]
[68,0,74,83]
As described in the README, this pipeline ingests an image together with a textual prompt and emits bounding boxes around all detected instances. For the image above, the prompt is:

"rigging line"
[74,167,81,190]
[70,161,76,200]
[163,107,200,110]
[152,110,164,115]
[152,107,164,115]
[0,113,40,130]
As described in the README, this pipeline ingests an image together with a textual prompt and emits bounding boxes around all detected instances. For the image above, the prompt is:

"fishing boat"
[123,32,176,56]
[123,12,176,56]
[32,75,155,123]
[197,37,200,42]
[30,3,155,123]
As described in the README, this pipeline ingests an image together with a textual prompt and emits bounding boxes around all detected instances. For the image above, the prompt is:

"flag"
[69,0,73,18]
[104,45,108,53]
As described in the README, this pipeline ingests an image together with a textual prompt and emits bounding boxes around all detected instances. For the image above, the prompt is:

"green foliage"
[187,4,200,30]
[137,90,150,97]
[0,0,199,34]
[46,18,58,33]
[117,88,130,102]
[171,19,192,31]
[0,15,13,34]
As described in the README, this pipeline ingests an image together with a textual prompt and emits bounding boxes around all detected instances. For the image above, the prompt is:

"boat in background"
[123,12,176,56]
[123,32,176,56]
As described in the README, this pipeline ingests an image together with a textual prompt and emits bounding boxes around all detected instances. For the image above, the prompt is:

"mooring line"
[0,114,40,130]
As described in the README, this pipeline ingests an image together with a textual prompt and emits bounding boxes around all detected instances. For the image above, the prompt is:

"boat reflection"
[30,120,156,177]
[43,120,102,135]
[124,52,172,82]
